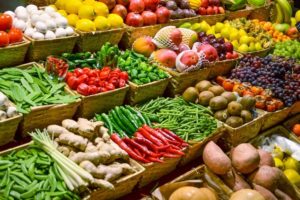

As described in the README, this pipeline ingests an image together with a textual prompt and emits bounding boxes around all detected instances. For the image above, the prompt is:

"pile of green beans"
[0,147,80,200]
[137,97,218,141]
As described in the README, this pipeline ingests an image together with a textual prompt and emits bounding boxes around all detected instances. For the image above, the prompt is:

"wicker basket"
[89,159,145,200]
[248,3,272,21]
[169,16,202,27]
[261,107,292,131]
[126,77,170,105]
[138,157,182,188]
[0,109,22,146]
[76,28,125,52]
[0,38,30,69]
[199,14,226,25]
[25,34,79,62]
[283,114,300,133]
[25,0,55,6]
[66,86,129,119]
[159,66,211,97]
[237,46,273,58]
[290,101,300,116]
[226,7,253,20]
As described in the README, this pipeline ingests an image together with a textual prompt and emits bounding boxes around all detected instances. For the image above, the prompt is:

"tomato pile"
[65,67,129,96]
[0,14,23,47]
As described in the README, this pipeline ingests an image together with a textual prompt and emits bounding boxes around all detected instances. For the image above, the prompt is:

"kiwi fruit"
[209,96,228,111]
[241,110,253,123]
[198,91,215,106]
[182,87,199,102]
[226,116,244,128]
[214,109,229,122]
[227,101,243,116]
[221,91,237,103]
[195,80,212,92]
[239,95,256,110]
[209,85,225,96]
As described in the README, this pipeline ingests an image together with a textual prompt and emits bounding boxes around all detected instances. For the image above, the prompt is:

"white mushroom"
[55,28,66,38]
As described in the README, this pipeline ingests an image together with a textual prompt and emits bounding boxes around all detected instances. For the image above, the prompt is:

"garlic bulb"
[55,17,68,28]
[13,19,27,31]
[24,27,35,37]
[65,27,74,36]
[6,107,18,118]
[32,32,44,40]
[35,21,47,33]
[26,4,38,14]
[45,30,56,39]
[45,20,57,31]
[55,28,66,38]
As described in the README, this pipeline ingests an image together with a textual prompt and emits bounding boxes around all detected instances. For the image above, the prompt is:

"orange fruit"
[293,124,300,136]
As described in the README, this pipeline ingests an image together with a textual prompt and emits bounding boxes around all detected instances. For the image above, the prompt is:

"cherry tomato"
[74,68,84,77]
[88,85,98,95]
[99,70,110,80]
[105,82,115,91]
[119,79,126,87]
[109,77,119,87]
[0,31,9,47]
[119,71,129,81]
[77,83,89,96]
[82,67,91,74]
[8,28,23,44]
[0,14,12,31]
[67,76,79,90]
[78,74,89,84]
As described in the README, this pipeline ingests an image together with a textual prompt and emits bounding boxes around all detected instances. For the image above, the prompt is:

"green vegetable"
[223,0,247,10]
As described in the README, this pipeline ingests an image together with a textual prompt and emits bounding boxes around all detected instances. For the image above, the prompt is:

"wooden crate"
[199,14,226,25]
[126,77,170,105]
[76,28,125,52]
[0,111,22,146]
[283,114,300,133]
[66,86,129,119]
[138,157,182,188]
[0,38,30,68]
[89,159,145,200]
[226,7,253,20]
[261,107,291,131]
[25,34,79,62]
[159,66,211,97]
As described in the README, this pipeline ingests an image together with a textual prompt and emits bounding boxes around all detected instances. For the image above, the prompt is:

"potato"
[253,184,278,200]
[203,141,231,175]
[221,169,251,191]
[191,188,217,200]
[275,189,293,200]
[232,143,260,174]
[252,165,280,192]
[258,149,275,167]
[230,189,265,200]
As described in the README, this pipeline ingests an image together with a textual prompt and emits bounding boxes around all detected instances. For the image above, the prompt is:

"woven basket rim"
[237,45,273,55]
[75,27,125,35]
[188,121,224,144]
[141,154,182,167]
[208,52,243,66]
[199,13,226,18]
[114,158,145,183]
[128,75,171,88]
[0,37,30,50]
[0,112,23,124]
[0,141,33,155]
[25,32,79,42]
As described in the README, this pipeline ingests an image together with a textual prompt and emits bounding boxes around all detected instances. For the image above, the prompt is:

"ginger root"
[91,179,114,190]
[58,133,88,151]
[85,142,98,153]
[57,145,77,157]
[97,164,123,182]
[47,125,72,138]
[77,118,96,140]
[69,151,110,165]
[62,119,79,133]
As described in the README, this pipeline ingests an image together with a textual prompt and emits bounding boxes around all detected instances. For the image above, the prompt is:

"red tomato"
[102,66,111,72]
[0,14,12,31]
[105,82,115,91]
[119,71,129,81]
[77,83,89,96]
[99,81,106,87]
[82,67,91,74]
[67,76,79,90]
[99,70,110,80]
[99,87,108,93]
[66,72,73,81]
[109,77,119,87]
[88,85,98,95]
[119,79,126,87]
[0,31,9,47]
[88,77,97,86]
[78,74,89,84]
[8,28,23,44]
[74,68,84,77]
[88,70,97,77]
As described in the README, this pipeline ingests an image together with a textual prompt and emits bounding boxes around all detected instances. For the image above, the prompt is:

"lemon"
[238,29,247,37]
[284,157,300,171]
[67,14,79,27]
[94,2,109,17]
[49,4,57,11]
[230,32,239,41]
[295,10,300,22]
[94,16,110,30]
[190,23,201,32]
[248,42,256,51]
[238,44,249,53]
[291,17,297,27]
[273,146,284,160]
[231,40,239,49]
[255,42,263,51]
[107,14,123,28]
[274,157,284,170]
[76,19,95,32]
[239,36,251,44]
[206,29,215,35]
[214,22,224,33]
[221,28,230,39]
[284,169,300,186]
[57,10,68,17]
[83,0,96,6]
[78,5,95,20]
[65,0,82,14]
[199,21,210,32]
[215,33,221,38]
[55,0,67,9]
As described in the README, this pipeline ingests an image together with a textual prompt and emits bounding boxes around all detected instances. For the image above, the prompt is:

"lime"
[238,44,249,53]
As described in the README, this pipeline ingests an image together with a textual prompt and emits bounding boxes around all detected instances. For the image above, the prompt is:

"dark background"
[0,0,26,11]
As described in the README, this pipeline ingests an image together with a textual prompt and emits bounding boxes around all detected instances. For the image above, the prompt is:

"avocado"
[241,110,253,123]
[214,109,229,122]
[209,85,225,96]
[195,80,212,92]
[221,91,237,103]
[198,91,215,106]
[239,95,256,110]
[227,101,243,116]
[209,96,228,111]
[182,87,199,102]
[226,116,244,128]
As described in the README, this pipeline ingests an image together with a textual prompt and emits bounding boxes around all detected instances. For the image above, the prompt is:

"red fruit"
[112,4,128,19]
[155,6,170,24]
[213,6,219,14]
[151,49,177,68]
[177,43,190,53]
[129,0,145,13]
[218,7,225,14]
[225,52,233,59]
[197,44,218,61]
[0,14,12,31]
[126,12,144,27]
[209,0,220,6]
[117,0,130,6]
[180,51,199,66]
[199,7,207,15]
[206,6,214,15]
[141,11,157,25]
[8,28,23,44]
[232,51,239,59]
[224,42,234,52]
[201,0,209,8]
[170,28,182,46]
[144,0,159,11]
[0,31,9,47]
[133,36,156,57]
[98,0,116,10]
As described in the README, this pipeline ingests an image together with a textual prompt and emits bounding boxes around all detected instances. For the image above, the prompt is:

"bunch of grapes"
[230,55,300,106]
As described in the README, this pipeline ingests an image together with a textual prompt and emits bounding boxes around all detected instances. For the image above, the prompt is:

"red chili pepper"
[138,127,163,146]
[156,145,170,151]
[133,137,159,153]
[162,129,186,144]
[169,144,181,150]
[123,138,161,158]
[166,147,184,156]
[111,134,150,163]
[67,76,79,90]
[146,156,163,163]
[162,153,181,158]
[156,129,176,141]
[143,125,169,145]
[77,83,89,96]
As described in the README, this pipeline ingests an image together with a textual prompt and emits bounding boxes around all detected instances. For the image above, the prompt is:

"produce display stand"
[126,77,171,105]
[75,28,125,52]
[89,159,145,200]
[199,14,226,26]
[261,107,292,131]
[248,3,273,21]
[226,7,253,20]
[66,85,129,119]
[0,38,30,68]
[15,62,81,137]
[283,114,300,133]
[25,34,79,62]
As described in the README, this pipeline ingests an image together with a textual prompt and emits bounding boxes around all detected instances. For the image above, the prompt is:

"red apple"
[232,51,239,59]
[197,44,218,61]
[144,0,160,11]
[129,0,145,13]
[213,6,219,14]
[155,6,170,24]
[177,43,190,53]
[226,52,233,59]
[199,7,207,15]
[126,12,144,27]
[201,0,209,8]
[218,7,225,14]
[112,4,128,19]
[117,0,130,6]
[224,42,233,52]
[206,6,214,15]
[209,0,220,6]
[180,51,199,66]
[142,11,157,25]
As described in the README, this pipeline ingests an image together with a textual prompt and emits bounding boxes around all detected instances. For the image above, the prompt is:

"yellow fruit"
[215,33,221,38]
[284,157,300,171]
[274,157,284,170]
[214,22,224,33]
[67,14,79,27]
[230,32,239,41]
[273,146,284,160]
[284,169,300,186]
[83,0,96,5]
[255,42,263,51]
[221,28,230,39]
[249,42,256,51]
[55,0,67,9]
[199,21,210,32]
[291,17,296,27]
[238,44,249,53]
[78,5,95,20]
[232,40,239,49]
[65,0,82,14]
[49,5,57,11]
[239,36,251,44]
[94,16,110,30]
[76,19,95,32]
[107,14,123,28]
[238,29,247,37]
[206,29,215,35]
[296,10,300,22]
[57,10,68,17]
[94,2,109,17]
